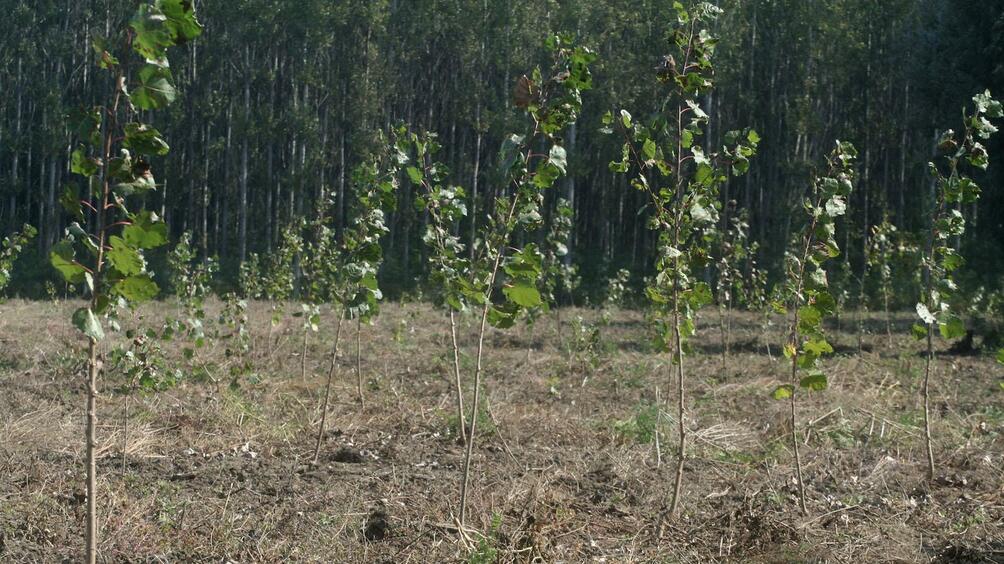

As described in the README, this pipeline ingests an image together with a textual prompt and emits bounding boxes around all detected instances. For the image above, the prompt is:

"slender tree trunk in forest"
[239,58,250,265]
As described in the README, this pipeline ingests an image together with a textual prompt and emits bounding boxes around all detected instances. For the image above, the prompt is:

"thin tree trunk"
[450,310,467,445]
[85,339,99,564]
[355,318,364,407]
[923,328,935,479]
[313,312,345,463]
[459,190,523,527]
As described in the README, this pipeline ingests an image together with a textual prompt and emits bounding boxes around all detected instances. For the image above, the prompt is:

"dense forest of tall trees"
[1,0,1002,301]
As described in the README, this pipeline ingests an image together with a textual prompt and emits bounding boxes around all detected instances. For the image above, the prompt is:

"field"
[1,299,1002,563]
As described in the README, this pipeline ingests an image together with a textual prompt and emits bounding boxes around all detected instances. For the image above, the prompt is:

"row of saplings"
[32,1,1004,560]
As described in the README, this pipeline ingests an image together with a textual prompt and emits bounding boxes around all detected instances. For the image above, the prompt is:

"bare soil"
[1,300,1002,563]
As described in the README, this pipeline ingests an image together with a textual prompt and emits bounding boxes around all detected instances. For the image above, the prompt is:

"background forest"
[1,0,1003,302]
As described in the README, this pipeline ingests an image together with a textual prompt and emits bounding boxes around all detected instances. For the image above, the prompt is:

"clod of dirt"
[363,509,390,541]
[331,447,364,463]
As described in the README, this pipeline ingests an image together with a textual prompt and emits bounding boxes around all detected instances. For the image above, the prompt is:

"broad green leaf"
[107,236,144,276]
[123,213,168,249]
[997,348,1004,365]
[772,385,793,400]
[939,317,966,340]
[131,8,171,58]
[804,338,833,356]
[642,138,657,161]
[406,166,423,185]
[487,305,517,329]
[799,373,828,391]
[51,241,86,283]
[911,323,928,340]
[549,145,568,175]
[72,307,104,341]
[132,64,177,110]
[160,0,203,43]
[825,196,846,217]
[503,282,542,308]
[123,123,170,156]
[115,274,159,302]
[71,149,99,177]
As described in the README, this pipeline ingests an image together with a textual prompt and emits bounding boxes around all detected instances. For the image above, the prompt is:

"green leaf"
[911,323,929,340]
[503,282,542,308]
[130,5,173,60]
[939,317,966,340]
[549,145,568,175]
[51,241,86,283]
[804,338,833,356]
[799,373,828,391]
[620,110,632,129]
[132,64,177,110]
[72,307,104,341]
[642,138,657,161]
[406,166,423,185]
[160,0,203,43]
[123,123,170,156]
[107,236,144,276]
[997,348,1004,365]
[771,385,793,400]
[123,213,168,249]
[71,148,100,177]
[824,196,846,217]
[114,274,159,302]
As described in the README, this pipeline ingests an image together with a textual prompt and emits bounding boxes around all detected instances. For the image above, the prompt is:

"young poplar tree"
[314,135,401,462]
[401,129,472,444]
[49,2,201,561]
[715,209,752,371]
[0,224,36,295]
[606,2,758,521]
[770,141,857,514]
[454,34,595,529]
[914,91,1001,480]
[866,216,898,346]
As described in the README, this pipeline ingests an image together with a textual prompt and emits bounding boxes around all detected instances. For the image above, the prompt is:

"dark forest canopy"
[1,0,1002,303]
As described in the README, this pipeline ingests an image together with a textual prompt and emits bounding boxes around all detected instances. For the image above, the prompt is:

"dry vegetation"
[1,299,1003,563]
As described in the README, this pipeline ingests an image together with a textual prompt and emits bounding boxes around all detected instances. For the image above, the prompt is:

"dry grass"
[1,300,1003,562]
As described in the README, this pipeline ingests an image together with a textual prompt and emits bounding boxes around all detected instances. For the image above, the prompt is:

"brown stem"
[355,318,364,408]
[459,168,527,527]
[300,324,309,381]
[85,339,99,564]
[450,310,467,445]
[313,312,344,463]
[923,324,935,479]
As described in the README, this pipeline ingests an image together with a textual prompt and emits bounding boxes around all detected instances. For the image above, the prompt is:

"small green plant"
[866,216,898,346]
[612,402,662,444]
[714,209,753,371]
[167,231,217,359]
[770,141,857,514]
[314,133,401,462]
[48,2,201,560]
[0,224,36,296]
[914,90,1001,479]
[466,512,502,563]
[604,268,632,307]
